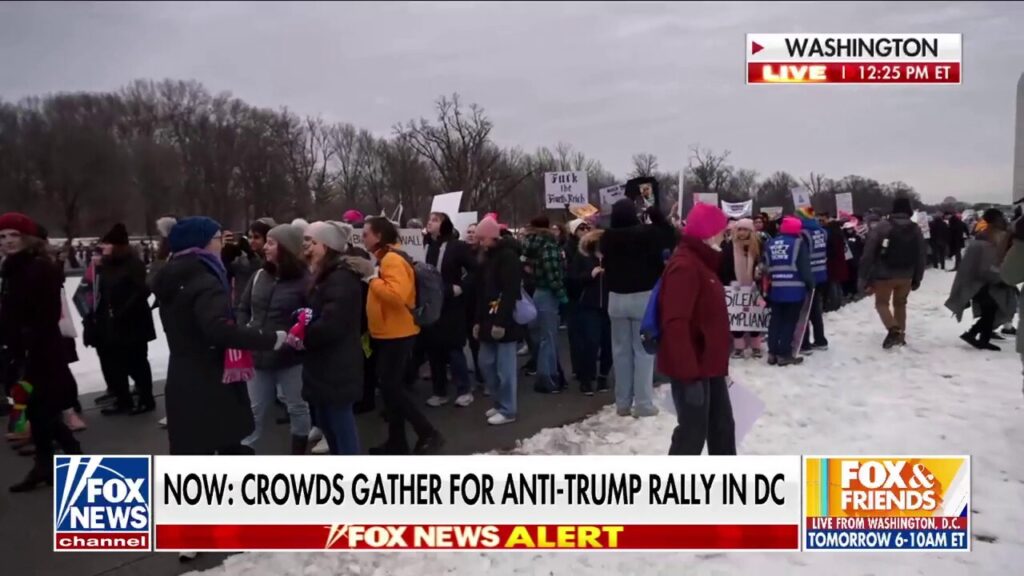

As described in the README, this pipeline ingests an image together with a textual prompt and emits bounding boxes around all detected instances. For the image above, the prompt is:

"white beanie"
[291,218,310,232]
[156,216,177,238]
[306,221,353,253]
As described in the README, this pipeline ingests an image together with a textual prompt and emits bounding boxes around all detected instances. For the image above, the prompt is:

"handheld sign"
[545,171,589,208]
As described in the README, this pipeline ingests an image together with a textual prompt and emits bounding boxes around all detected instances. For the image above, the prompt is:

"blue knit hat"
[168,217,221,253]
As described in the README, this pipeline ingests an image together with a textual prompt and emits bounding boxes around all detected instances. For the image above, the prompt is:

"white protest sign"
[726,284,769,333]
[599,184,626,213]
[761,206,784,220]
[790,187,812,211]
[694,193,719,206]
[350,228,427,263]
[430,191,463,218]
[835,192,854,218]
[657,377,765,448]
[721,199,753,219]
[545,171,589,208]
[451,212,478,240]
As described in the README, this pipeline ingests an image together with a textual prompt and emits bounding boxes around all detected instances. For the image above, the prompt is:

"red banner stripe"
[155,524,798,551]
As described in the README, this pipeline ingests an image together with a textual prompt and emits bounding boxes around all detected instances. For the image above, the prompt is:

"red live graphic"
[748,62,961,84]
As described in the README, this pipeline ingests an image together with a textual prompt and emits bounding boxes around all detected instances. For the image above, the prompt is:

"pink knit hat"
[780,216,803,236]
[683,203,729,240]
[342,209,364,225]
[475,217,501,240]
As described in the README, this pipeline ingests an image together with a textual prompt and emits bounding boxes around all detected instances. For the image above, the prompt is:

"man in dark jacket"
[473,218,523,425]
[929,214,950,270]
[658,204,735,456]
[947,213,968,270]
[90,223,157,416]
[860,197,928,348]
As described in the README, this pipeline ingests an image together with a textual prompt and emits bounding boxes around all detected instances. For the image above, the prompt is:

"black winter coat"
[568,232,608,310]
[237,268,310,370]
[424,235,477,350]
[599,210,676,294]
[476,237,524,344]
[948,217,968,252]
[0,251,76,413]
[302,257,367,408]
[151,254,278,455]
[86,253,156,348]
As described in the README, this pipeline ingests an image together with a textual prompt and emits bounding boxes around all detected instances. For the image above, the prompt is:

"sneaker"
[632,406,659,418]
[751,348,764,359]
[977,341,1002,352]
[413,432,445,455]
[616,406,632,417]
[990,332,1006,341]
[524,368,537,377]
[777,356,805,366]
[487,413,516,426]
[425,395,449,407]
[454,393,474,407]
[517,345,529,356]
[157,416,167,429]
[767,354,778,366]
[596,375,609,392]
[311,436,330,455]
[580,381,594,396]
[308,427,324,444]
[63,409,87,432]
[1002,326,1017,335]
[812,342,829,351]
[485,408,499,418]
[731,349,745,360]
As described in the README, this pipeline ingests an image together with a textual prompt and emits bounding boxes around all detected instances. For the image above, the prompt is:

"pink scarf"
[732,241,757,286]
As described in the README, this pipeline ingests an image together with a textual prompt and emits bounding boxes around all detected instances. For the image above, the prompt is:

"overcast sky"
[2,1,1022,202]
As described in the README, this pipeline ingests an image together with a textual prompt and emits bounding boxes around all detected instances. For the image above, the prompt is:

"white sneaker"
[426,395,449,407]
[485,408,499,418]
[311,436,330,455]
[517,345,529,356]
[308,427,323,443]
[158,416,167,428]
[454,393,474,407]
[487,413,516,426]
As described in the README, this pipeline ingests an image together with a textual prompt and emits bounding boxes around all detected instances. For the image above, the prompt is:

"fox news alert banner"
[803,456,971,551]
[747,34,962,85]
[148,456,801,551]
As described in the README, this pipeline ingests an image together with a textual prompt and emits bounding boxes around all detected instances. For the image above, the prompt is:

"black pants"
[97,343,153,406]
[801,286,827,348]
[968,287,998,343]
[376,336,436,451]
[931,243,948,269]
[668,377,736,455]
[952,247,962,270]
[27,397,82,469]
[572,307,604,385]
[358,350,377,407]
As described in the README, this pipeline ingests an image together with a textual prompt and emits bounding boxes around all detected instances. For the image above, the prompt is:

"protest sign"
[726,284,769,332]
[430,191,463,218]
[545,171,589,208]
[351,228,426,262]
[721,199,753,219]
[761,206,784,220]
[694,193,719,206]
[452,212,478,239]
[599,184,626,213]
[835,192,854,218]
[570,203,599,220]
[790,187,812,211]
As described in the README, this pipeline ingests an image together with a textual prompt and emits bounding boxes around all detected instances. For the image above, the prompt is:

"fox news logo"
[54,456,151,551]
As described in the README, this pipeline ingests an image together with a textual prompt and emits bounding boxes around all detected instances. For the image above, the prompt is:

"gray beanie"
[267,224,304,257]
[306,220,353,253]
[156,216,177,238]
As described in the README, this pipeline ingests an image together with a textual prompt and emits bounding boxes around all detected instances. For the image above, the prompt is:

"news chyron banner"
[747,34,962,85]
[150,456,800,551]
[803,456,971,551]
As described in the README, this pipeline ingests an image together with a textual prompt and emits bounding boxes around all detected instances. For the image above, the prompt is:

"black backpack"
[882,222,919,268]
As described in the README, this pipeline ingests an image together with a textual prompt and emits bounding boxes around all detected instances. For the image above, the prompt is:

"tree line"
[0,77,960,239]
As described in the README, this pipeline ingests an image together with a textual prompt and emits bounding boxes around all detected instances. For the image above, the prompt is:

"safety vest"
[803,227,828,284]
[766,235,807,303]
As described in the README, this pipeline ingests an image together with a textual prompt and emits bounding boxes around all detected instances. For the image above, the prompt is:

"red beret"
[0,212,38,237]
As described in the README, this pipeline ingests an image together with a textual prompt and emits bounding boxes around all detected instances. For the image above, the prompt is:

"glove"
[452,285,463,297]
[273,331,288,351]
[491,325,506,340]
[472,324,480,340]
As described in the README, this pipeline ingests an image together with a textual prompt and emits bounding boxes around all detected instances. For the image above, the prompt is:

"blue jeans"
[313,403,360,455]
[768,302,803,357]
[479,341,518,418]
[572,307,604,385]
[529,289,561,384]
[243,365,310,447]
[608,291,655,413]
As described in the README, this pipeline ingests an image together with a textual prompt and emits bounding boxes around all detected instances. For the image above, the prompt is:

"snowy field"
[185,269,1023,576]
[65,276,169,395]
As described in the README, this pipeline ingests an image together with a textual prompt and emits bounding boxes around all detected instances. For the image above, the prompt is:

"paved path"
[0,343,612,576]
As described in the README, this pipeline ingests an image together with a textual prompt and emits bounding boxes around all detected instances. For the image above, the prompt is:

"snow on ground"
[65,276,170,395]
[190,269,1020,575]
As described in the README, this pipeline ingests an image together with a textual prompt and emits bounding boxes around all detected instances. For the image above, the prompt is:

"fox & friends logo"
[804,456,970,551]
[54,455,152,551]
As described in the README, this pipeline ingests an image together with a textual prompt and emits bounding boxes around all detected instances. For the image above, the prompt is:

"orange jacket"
[367,246,419,340]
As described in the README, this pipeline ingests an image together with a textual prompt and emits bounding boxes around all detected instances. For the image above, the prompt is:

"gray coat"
[945,232,1005,321]
[859,214,927,289]
[1000,240,1024,354]
[237,268,311,370]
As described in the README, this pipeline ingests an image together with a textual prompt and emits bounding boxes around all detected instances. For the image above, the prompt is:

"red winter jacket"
[656,235,731,382]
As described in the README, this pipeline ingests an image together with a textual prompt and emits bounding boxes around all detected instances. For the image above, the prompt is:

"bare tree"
[630,153,659,177]
[689,146,732,193]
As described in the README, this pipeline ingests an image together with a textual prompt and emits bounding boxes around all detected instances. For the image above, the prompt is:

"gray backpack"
[391,249,444,327]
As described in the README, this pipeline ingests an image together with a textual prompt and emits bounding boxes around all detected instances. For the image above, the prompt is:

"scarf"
[731,236,759,287]
[173,247,255,383]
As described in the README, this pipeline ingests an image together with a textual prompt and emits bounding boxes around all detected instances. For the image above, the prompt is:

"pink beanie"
[342,209,364,224]
[475,217,501,240]
[780,216,803,236]
[683,203,729,240]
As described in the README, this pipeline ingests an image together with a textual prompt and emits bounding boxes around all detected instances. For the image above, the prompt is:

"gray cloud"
[1,1,1021,202]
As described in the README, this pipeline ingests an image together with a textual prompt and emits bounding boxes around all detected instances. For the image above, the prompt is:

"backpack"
[391,250,444,327]
[881,222,919,269]
[639,277,662,355]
